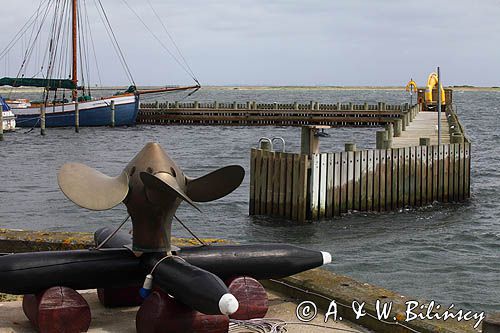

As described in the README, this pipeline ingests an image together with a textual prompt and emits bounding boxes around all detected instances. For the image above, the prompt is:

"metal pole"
[75,102,79,133]
[437,67,441,146]
[0,103,4,141]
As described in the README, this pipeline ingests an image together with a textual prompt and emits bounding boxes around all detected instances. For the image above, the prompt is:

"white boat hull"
[1,110,16,132]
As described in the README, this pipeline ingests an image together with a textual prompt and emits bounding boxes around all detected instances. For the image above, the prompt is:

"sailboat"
[0,0,199,128]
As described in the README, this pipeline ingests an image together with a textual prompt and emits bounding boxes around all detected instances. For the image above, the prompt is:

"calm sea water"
[0,88,498,313]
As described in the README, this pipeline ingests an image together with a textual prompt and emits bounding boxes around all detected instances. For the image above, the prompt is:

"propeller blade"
[186,165,244,202]
[58,163,129,211]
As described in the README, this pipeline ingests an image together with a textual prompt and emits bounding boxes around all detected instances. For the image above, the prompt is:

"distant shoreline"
[1,85,499,93]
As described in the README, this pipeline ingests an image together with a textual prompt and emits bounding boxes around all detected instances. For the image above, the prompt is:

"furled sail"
[0,77,77,90]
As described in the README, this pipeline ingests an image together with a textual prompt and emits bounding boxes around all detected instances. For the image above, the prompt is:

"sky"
[1,0,500,87]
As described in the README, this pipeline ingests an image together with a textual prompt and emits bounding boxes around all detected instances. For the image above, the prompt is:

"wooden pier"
[138,101,411,127]
[250,100,471,222]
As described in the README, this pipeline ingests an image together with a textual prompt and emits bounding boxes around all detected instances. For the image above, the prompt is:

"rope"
[146,0,199,84]
[120,0,199,84]
[174,215,207,246]
[94,0,136,86]
[94,215,130,250]
[228,318,363,333]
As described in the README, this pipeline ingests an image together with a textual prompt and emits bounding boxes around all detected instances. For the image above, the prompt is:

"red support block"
[136,289,229,333]
[226,276,268,320]
[23,286,91,333]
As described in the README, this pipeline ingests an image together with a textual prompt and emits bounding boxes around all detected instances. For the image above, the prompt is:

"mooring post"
[293,102,299,110]
[376,130,388,149]
[450,132,464,144]
[301,126,320,155]
[385,123,394,138]
[194,101,199,109]
[232,101,237,110]
[75,102,80,133]
[110,100,115,128]
[393,119,402,137]
[0,103,4,141]
[419,138,430,146]
[483,313,500,333]
[259,139,272,151]
[40,104,46,136]
[345,143,356,152]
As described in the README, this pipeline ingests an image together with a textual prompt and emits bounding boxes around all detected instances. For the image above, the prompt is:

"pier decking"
[392,111,450,148]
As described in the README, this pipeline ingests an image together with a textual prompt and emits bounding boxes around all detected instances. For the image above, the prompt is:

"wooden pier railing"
[138,101,412,127]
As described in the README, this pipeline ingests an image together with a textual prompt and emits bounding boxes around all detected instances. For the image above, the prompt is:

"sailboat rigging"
[0,0,200,128]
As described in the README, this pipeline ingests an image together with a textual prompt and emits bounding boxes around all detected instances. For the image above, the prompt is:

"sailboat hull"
[12,95,139,128]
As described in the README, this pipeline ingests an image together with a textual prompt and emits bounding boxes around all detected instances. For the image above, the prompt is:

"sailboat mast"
[72,0,78,101]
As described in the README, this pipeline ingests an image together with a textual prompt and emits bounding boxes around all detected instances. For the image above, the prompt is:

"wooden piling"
[40,104,46,136]
[385,123,393,138]
[419,138,430,146]
[75,102,80,133]
[394,119,402,137]
[110,100,115,127]
[376,131,388,149]
[345,143,356,151]
[0,104,4,141]
[326,153,334,218]
[451,132,464,144]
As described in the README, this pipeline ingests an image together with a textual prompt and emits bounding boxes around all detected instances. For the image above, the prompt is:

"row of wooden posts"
[250,141,471,222]
[140,100,409,112]
[138,102,414,127]
[38,101,116,136]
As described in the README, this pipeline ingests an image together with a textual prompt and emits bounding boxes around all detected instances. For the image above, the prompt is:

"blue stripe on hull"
[16,99,139,128]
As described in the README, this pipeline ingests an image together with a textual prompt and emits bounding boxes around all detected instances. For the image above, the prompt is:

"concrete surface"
[0,290,367,333]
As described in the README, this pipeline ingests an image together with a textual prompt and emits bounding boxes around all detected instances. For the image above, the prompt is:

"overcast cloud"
[1,0,499,86]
